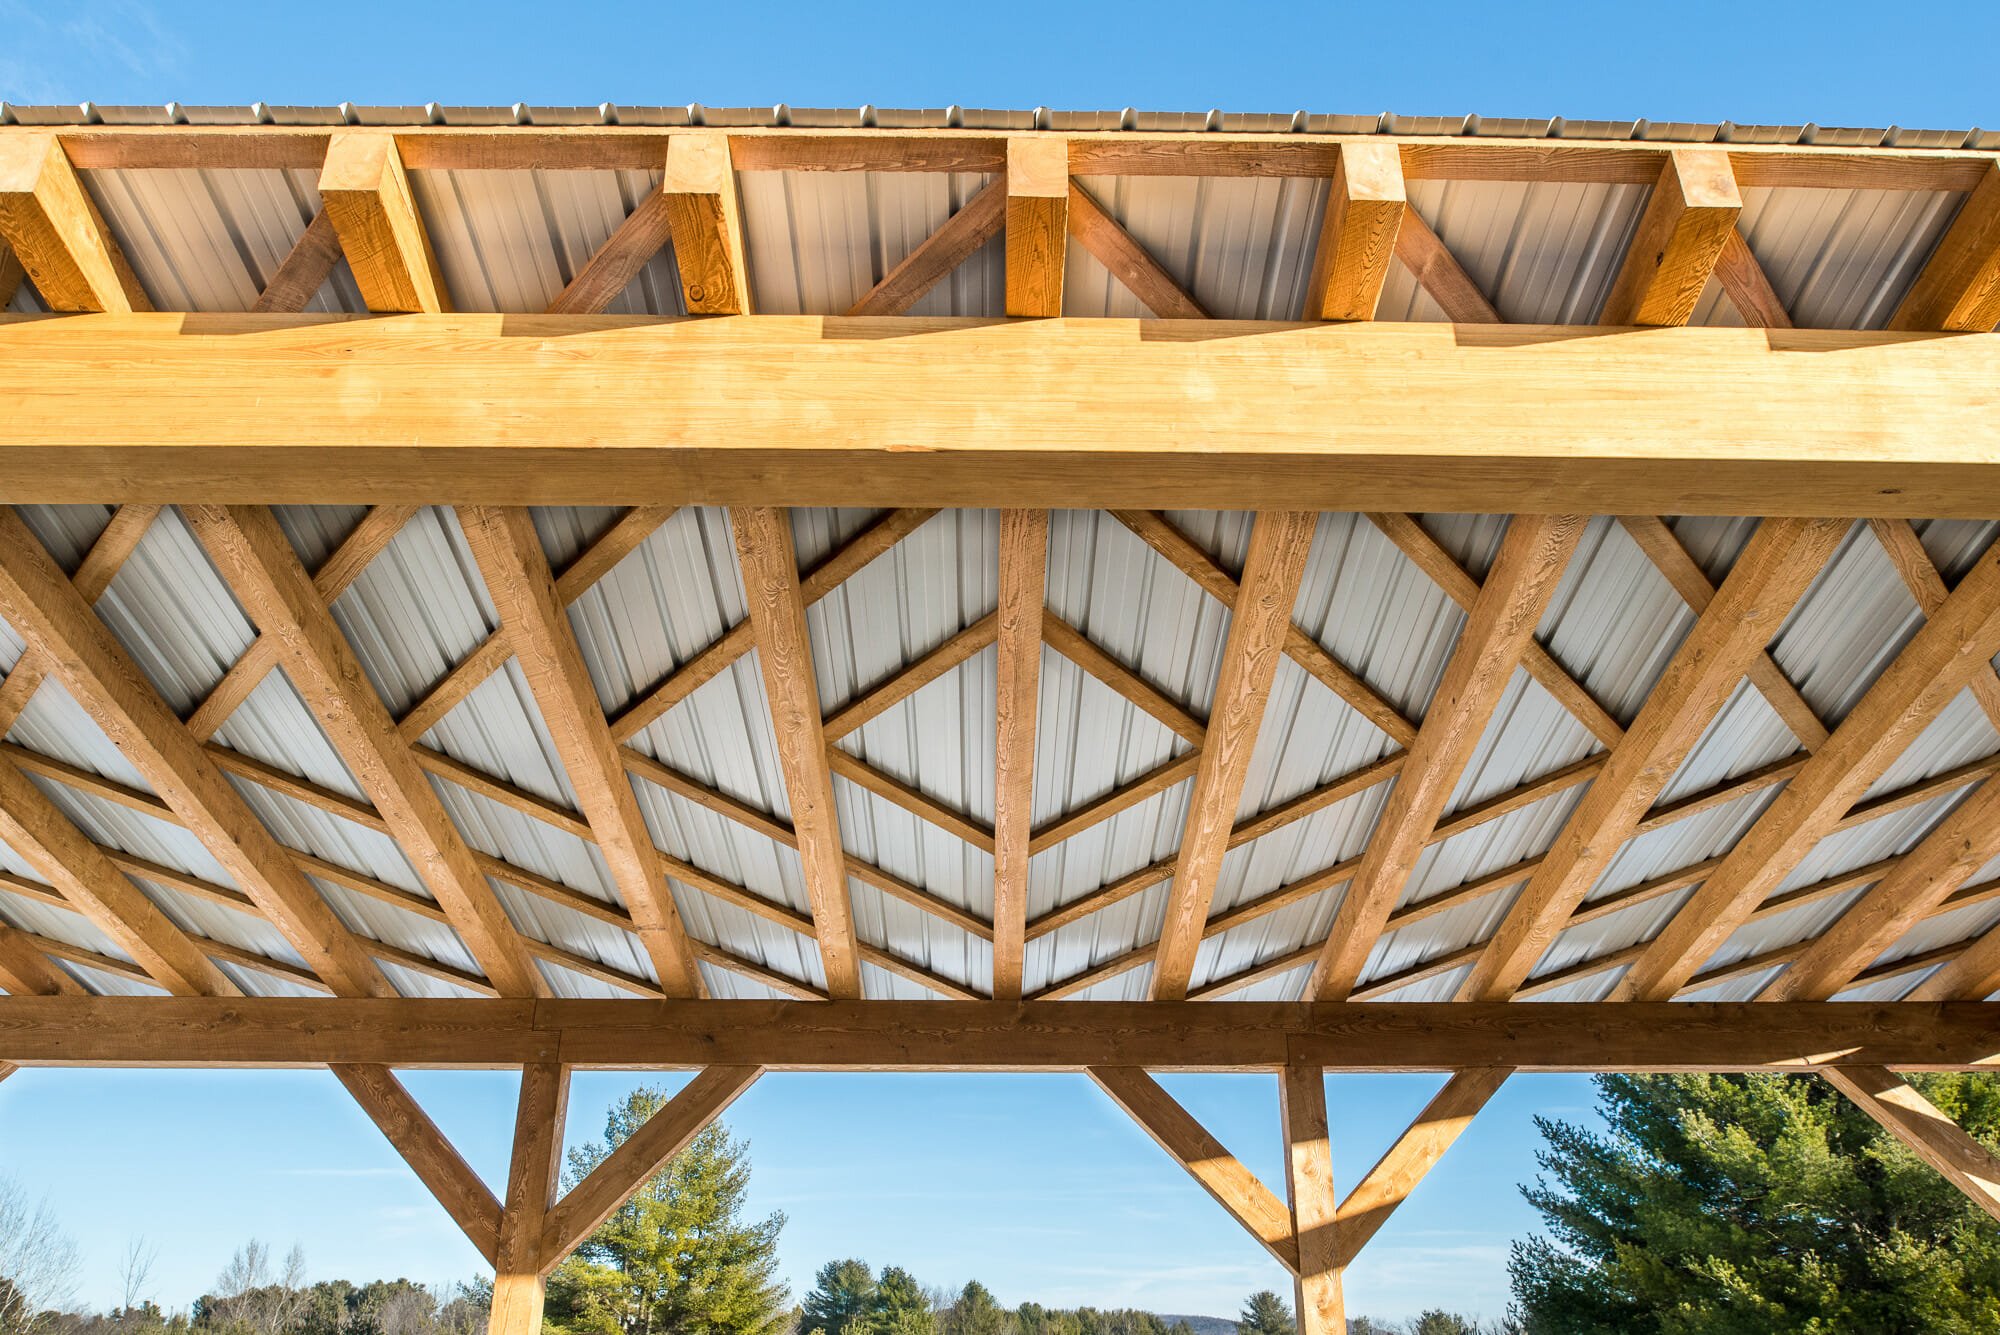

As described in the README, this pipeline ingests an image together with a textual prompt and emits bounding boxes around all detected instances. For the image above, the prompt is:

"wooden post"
[491,1062,570,1335]
[1281,1064,1344,1335]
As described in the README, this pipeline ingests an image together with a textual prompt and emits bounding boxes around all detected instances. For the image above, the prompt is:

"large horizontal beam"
[0,1000,1994,1072]
[3,315,1999,515]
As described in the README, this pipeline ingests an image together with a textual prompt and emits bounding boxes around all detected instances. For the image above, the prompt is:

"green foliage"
[1509,1072,2000,1334]
[543,1088,789,1335]
[1235,1292,1291,1335]
[1408,1312,1478,1335]
[799,1261,877,1335]
[940,1283,1008,1335]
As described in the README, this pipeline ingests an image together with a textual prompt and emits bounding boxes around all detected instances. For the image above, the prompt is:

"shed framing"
[4,110,2000,1334]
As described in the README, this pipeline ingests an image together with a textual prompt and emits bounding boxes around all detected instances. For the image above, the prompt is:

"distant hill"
[1157,1316,1236,1335]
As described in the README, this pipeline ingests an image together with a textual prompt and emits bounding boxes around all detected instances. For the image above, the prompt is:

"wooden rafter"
[1309,515,1587,1000]
[1868,518,2000,731]
[460,506,704,999]
[184,505,543,998]
[1005,138,1067,317]
[1712,227,1793,328]
[333,1064,504,1263]
[1822,1067,2000,1220]
[1392,208,1499,323]
[1280,1063,1344,1335]
[1620,535,2000,1001]
[1306,143,1406,321]
[992,510,1047,1001]
[660,132,751,315]
[318,131,448,313]
[1600,148,1741,327]
[1066,182,1206,319]
[0,131,148,312]
[730,507,864,998]
[1152,512,1317,1000]
[847,179,1005,317]
[1460,518,1847,1001]
[546,187,674,315]
[1890,160,2000,332]
[0,920,82,995]
[0,509,392,997]
[0,503,159,734]
[250,208,342,313]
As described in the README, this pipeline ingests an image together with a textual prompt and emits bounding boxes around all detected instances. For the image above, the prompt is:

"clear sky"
[0,0,1991,1325]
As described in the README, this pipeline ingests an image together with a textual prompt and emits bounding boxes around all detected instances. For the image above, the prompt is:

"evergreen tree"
[800,1262,877,1335]
[940,1282,1009,1335]
[543,1090,789,1335]
[872,1269,936,1335]
[1408,1313,1477,1335]
[1510,1072,2000,1334]
[1236,1292,1293,1335]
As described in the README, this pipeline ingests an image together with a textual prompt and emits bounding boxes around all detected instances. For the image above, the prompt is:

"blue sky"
[0,0,1990,1323]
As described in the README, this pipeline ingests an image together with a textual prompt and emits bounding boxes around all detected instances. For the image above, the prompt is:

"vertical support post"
[661,133,751,315]
[491,1062,570,1335]
[1305,143,1406,322]
[1281,1063,1345,1335]
[0,131,149,312]
[318,131,450,313]
[1005,138,1068,317]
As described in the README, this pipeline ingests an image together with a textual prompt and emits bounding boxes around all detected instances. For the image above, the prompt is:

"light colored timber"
[1090,1065,1301,1272]
[1040,609,1206,746]
[1005,137,1067,317]
[847,178,1006,316]
[0,131,148,312]
[1362,512,1621,748]
[0,508,392,997]
[1334,1067,1510,1266]
[1281,1063,1345,1335]
[730,507,863,998]
[1620,535,2000,1001]
[1599,149,1741,327]
[1713,227,1792,328]
[251,209,342,313]
[992,510,1047,1000]
[3,998,2000,1071]
[11,318,2000,516]
[1907,883,2000,1001]
[1393,208,1499,323]
[820,613,999,741]
[0,756,236,997]
[1310,515,1588,1000]
[184,505,541,997]
[540,1065,761,1267]
[1868,517,2000,732]
[332,1064,504,1264]
[546,186,674,315]
[1768,777,2000,1000]
[1066,181,1206,319]
[1616,515,1831,748]
[1822,1066,2000,1221]
[317,131,449,313]
[1110,509,1416,746]
[1306,142,1406,321]
[1890,160,2000,332]
[1463,518,1848,1000]
[661,132,751,315]
[608,508,936,743]
[1152,512,1318,1000]
[826,748,995,851]
[1026,751,1202,857]
[459,506,702,998]
[491,1062,568,1335]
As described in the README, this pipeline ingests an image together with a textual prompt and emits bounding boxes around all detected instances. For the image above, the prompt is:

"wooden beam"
[1333,1067,1509,1265]
[1891,161,2000,332]
[0,244,24,309]
[15,317,2000,516]
[1090,1066,1300,1271]
[492,1062,568,1335]
[458,506,702,998]
[0,922,82,995]
[660,133,751,315]
[1600,149,1741,327]
[1152,512,1317,1000]
[332,1064,504,1263]
[992,510,1046,1001]
[0,131,148,312]
[540,1064,760,1268]
[1280,1064,1344,1335]
[1005,138,1067,317]
[250,209,342,314]
[1393,209,1498,323]
[1305,143,1406,321]
[1066,182,1206,319]
[3,998,2000,1071]
[0,756,237,997]
[1713,228,1792,328]
[729,507,863,998]
[183,505,540,997]
[1621,536,2000,1000]
[547,187,674,315]
[848,179,1005,317]
[1462,518,1847,1000]
[1822,1066,2000,1220]
[318,131,448,314]
[1310,515,1587,999]
[0,509,392,997]
[1868,517,2000,733]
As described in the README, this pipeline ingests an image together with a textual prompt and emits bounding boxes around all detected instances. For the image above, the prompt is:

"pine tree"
[800,1262,878,1335]
[1510,1072,2000,1334]
[1236,1292,1293,1335]
[940,1282,1010,1335]
[543,1090,789,1335]
[872,1269,936,1335]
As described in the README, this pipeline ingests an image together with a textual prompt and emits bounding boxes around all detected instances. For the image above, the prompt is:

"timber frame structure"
[3,104,2000,1333]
